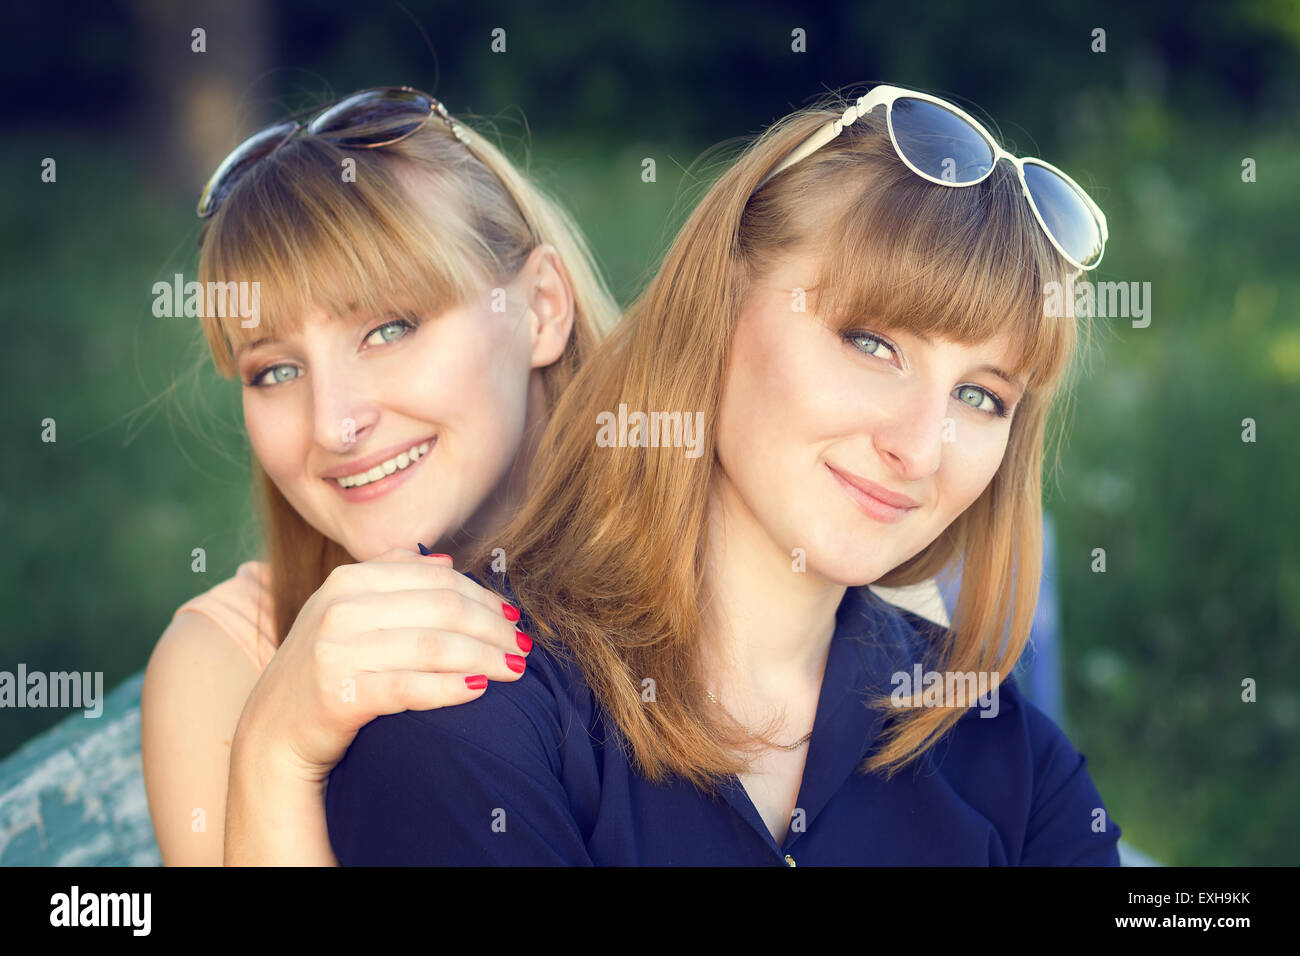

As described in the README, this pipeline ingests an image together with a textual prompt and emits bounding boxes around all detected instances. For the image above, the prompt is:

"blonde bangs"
[197,137,488,376]
[754,108,1081,394]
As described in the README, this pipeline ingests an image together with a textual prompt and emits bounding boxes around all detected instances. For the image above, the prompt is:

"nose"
[309,360,380,455]
[870,377,948,479]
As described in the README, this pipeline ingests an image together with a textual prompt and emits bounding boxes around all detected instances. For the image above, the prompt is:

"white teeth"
[334,439,432,488]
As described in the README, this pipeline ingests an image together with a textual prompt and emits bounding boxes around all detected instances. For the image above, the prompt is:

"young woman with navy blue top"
[325,85,1121,865]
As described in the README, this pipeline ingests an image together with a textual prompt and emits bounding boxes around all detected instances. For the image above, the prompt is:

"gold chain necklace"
[705,689,814,751]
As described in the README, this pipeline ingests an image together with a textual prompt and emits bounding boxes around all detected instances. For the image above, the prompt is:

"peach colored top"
[170,560,278,671]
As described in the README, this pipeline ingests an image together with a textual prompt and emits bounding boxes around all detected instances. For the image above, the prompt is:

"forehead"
[228,304,356,357]
[749,252,1030,389]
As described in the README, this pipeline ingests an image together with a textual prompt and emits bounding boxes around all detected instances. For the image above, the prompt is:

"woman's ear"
[520,244,576,369]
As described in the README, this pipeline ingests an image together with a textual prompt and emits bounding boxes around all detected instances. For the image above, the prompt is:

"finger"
[372,545,453,565]
[351,670,491,718]
[334,554,521,624]
[342,627,528,682]
[330,589,531,658]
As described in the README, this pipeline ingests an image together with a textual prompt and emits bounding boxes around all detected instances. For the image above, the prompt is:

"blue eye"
[363,318,417,347]
[844,330,1010,419]
[955,384,1007,417]
[247,364,302,388]
[244,315,420,389]
[848,332,897,362]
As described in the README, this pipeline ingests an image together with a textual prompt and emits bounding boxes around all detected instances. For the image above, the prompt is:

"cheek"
[719,314,826,465]
[242,393,307,481]
[936,426,1010,519]
[421,312,532,437]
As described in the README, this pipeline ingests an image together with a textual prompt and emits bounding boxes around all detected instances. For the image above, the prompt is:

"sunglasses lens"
[890,97,994,183]
[307,88,432,147]
[197,121,299,217]
[1023,161,1103,268]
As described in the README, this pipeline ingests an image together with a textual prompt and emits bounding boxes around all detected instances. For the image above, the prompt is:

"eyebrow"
[234,338,274,358]
[232,304,370,359]
[907,330,1027,393]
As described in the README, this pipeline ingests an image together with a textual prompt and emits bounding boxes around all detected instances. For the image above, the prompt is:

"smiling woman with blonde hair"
[325,84,1119,865]
[141,87,620,865]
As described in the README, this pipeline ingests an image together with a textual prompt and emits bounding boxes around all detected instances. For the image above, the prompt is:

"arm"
[140,612,263,866]
[325,690,594,865]
[224,736,337,866]
[222,550,529,865]
[1019,702,1122,866]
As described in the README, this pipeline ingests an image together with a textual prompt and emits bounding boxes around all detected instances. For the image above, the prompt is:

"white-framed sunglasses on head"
[757,84,1109,271]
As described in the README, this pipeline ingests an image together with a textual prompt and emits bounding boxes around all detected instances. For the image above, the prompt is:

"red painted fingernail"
[466,675,488,690]
[505,653,526,673]
[516,630,532,653]
[501,602,520,622]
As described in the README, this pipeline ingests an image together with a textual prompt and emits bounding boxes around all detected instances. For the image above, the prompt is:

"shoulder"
[325,595,598,864]
[888,603,1089,780]
[151,572,265,686]
[144,567,268,745]
[331,568,594,788]
[343,621,589,778]
[972,682,1121,864]
[889,606,1121,865]
[167,561,276,667]
[170,560,271,620]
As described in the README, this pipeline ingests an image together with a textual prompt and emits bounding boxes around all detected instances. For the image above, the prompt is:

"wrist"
[225,746,334,866]
[231,697,333,786]
[230,725,328,801]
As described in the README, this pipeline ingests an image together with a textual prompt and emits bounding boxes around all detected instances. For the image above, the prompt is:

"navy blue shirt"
[326,580,1121,865]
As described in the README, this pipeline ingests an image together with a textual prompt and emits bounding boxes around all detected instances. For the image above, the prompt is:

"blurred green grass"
[1,100,1296,864]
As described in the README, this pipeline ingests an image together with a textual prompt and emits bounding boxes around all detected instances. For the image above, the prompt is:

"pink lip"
[827,464,919,523]
[324,436,436,504]
[321,435,437,479]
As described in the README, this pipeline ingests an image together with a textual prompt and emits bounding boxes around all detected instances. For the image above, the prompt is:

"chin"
[811,561,890,589]
[797,536,895,587]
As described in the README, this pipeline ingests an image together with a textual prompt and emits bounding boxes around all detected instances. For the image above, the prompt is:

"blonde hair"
[471,90,1094,789]
[195,109,619,643]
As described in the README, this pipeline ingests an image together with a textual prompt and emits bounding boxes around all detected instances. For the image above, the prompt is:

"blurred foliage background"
[1,0,1296,864]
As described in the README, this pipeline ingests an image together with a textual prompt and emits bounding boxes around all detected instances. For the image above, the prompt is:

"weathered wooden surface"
[0,671,160,866]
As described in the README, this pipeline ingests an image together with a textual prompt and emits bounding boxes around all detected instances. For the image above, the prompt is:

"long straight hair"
[195,112,619,643]
[470,91,1092,788]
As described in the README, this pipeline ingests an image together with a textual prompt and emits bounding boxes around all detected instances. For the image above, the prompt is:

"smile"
[827,464,918,524]
[325,437,436,503]
[333,439,432,487]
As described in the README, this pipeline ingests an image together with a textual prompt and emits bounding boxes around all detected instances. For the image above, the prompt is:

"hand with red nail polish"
[225,545,532,865]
